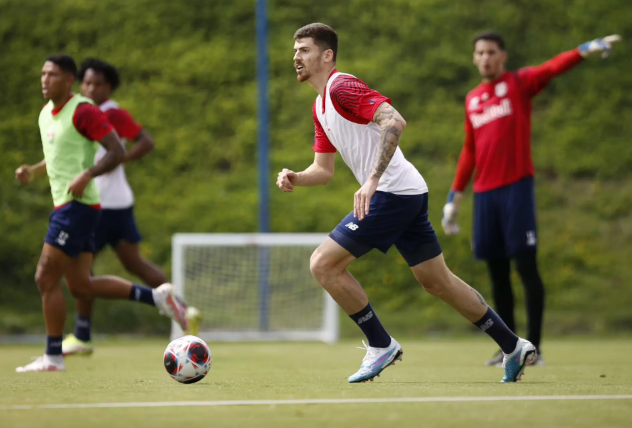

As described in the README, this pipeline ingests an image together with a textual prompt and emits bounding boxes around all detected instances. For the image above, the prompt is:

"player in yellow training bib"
[14,55,189,373]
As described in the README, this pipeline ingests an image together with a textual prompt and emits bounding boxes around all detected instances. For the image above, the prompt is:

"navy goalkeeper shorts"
[473,176,537,260]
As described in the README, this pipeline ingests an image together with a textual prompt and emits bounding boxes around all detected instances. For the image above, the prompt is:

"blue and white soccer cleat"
[501,338,537,383]
[348,337,403,383]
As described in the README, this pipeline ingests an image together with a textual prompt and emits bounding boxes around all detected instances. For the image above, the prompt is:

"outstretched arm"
[353,102,407,220]
[518,34,621,98]
[277,152,335,192]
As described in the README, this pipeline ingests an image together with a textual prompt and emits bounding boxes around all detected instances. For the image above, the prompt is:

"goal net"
[171,233,339,343]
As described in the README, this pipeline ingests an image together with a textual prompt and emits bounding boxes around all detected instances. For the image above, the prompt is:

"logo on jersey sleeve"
[468,97,480,110]
[47,130,55,143]
[495,82,508,98]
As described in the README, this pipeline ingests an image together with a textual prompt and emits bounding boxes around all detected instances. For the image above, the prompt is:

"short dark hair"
[77,58,121,91]
[294,23,338,62]
[472,31,505,50]
[46,54,77,75]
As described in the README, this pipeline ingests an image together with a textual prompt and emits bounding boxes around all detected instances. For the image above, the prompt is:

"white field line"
[2,395,632,410]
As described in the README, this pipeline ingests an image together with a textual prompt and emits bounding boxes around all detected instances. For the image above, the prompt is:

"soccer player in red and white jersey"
[60,58,201,356]
[277,23,536,383]
[441,32,620,366]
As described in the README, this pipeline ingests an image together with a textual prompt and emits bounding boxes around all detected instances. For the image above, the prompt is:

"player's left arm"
[106,109,154,163]
[519,35,621,97]
[124,129,154,163]
[354,102,407,220]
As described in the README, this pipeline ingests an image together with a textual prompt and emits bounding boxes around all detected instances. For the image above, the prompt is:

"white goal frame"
[171,233,339,343]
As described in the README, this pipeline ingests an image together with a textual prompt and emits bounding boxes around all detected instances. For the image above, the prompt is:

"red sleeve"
[312,101,336,153]
[516,48,584,98]
[104,109,142,140]
[329,75,391,122]
[73,104,114,141]
[452,113,476,192]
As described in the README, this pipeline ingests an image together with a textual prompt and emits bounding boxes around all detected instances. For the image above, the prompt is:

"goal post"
[171,233,339,343]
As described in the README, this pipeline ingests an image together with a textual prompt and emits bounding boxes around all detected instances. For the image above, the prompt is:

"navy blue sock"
[474,307,519,354]
[74,314,92,342]
[46,335,63,356]
[129,283,155,307]
[349,303,391,348]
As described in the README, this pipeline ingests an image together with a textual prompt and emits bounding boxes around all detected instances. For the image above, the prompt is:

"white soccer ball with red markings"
[163,335,212,384]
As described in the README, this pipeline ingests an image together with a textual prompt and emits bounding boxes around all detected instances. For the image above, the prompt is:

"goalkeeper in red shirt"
[442,32,620,366]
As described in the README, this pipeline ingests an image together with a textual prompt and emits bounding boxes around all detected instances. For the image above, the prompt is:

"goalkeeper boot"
[185,306,202,337]
[154,283,188,331]
[348,337,403,383]
[501,338,537,383]
[62,333,93,356]
[16,354,65,373]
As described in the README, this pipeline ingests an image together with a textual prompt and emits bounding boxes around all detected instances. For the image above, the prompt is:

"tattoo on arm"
[88,131,125,178]
[370,103,405,179]
[470,287,488,307]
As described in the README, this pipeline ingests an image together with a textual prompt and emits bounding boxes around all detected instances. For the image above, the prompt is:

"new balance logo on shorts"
[357,311,374,324]
[526,231,537,246]
[479,318,494,332]
[56,231,69,246]
[345,222,359,231]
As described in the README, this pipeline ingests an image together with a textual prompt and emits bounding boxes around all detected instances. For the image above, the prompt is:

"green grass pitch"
[1,338,631,428]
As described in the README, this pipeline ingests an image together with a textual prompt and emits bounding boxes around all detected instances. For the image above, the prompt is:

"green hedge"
[1,0,631,337]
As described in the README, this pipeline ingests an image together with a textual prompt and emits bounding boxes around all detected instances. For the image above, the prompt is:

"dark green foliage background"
[1,0,631,338]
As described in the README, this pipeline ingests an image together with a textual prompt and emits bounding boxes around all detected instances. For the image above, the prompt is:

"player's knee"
[67,284,93,300]
[35,258,58,294]
[309,250,336,284]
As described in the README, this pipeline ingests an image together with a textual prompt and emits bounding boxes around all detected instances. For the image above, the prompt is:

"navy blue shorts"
[473,177,537,260]
[329,192,442,267]
[44,201,101,258]
[93,206,142,253]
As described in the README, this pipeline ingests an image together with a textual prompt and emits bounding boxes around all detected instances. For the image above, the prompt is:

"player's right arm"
[15,159,47,184]
[277,152,335,192]
[442,111,475,235]
[277,101,337,192]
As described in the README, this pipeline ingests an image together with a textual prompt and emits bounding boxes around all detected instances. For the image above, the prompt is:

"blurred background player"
[278,23,536,384]
[14,55,189,372]
[442,32,621,366]
[61,58,201,356]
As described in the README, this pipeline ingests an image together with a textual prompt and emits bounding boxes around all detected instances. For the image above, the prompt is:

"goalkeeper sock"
[129,283,155,306]
[349,303,391,348]
[473,307,519,354]
[74,314,91,342]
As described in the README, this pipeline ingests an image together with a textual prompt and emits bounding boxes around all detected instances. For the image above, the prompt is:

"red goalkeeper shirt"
[452,49,584,193]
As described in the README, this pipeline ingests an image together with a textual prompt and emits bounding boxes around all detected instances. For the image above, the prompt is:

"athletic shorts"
[329,191,442,267]
[473,176,537,260]
[93,206,142,253]
[44,201,101,258]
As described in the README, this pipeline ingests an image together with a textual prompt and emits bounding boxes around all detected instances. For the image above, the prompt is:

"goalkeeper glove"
[579,35,621,59]
[441,190,462,236]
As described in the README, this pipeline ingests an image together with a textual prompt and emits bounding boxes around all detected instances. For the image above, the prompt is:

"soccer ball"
[163,335,212,384]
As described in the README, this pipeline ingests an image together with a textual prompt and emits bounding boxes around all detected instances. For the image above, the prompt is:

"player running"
[277,23,535,383]
[14,55,188,372]
[441,32,621,366]
[61,58,201,356]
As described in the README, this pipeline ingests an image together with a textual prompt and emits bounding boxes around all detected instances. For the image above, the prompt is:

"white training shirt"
[313,72,427,195]
[94,100,135,209]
